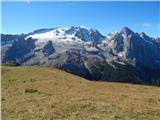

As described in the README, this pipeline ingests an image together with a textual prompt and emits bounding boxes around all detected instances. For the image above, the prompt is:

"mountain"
[106,27,160,67]
[25,26,105,43]
[105,27,160,84]
[1,26,160,86]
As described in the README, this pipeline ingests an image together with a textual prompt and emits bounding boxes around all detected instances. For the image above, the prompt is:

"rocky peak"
[120,27,134,36]
[139,32,151,41]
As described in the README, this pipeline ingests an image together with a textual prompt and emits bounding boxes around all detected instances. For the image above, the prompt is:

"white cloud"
[142,23,153,27]
[26,0,31,4]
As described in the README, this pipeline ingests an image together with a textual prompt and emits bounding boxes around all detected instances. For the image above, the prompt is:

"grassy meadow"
[1,66,160,120]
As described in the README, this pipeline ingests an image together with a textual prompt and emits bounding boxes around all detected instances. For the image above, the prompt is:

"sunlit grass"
[2,66,160,120]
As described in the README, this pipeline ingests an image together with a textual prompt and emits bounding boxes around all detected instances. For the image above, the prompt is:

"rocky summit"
[1,26,160,86]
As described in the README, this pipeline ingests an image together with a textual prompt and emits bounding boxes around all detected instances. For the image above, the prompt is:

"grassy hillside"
[1,66,160,120]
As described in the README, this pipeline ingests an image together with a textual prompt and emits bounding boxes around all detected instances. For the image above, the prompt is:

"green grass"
[1,66,160,120]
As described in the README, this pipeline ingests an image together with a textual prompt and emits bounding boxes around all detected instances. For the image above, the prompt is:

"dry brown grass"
[1,66,160,120]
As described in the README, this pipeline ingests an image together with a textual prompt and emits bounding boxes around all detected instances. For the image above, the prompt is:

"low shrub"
[24,88,40,93]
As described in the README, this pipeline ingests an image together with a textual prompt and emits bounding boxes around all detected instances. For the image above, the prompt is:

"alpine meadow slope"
[2,66,160,120]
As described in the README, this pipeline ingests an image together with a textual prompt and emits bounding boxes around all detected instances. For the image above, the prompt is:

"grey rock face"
[65,26,105,43]
[42,41,55,56]
[1,34,20,46]
[2,36,36,63]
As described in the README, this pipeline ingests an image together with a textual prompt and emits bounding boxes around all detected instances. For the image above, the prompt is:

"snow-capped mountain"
[25,26,105,44]
[1,26,160,86]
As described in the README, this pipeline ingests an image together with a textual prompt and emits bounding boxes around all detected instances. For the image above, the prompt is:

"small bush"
[8,79,16,84]
[30,78,36,82]
[24,88,39,93]
[1,98,5,101]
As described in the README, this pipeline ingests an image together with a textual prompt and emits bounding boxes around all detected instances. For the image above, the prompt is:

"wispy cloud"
[142,22,153,27]
[26,0,31,4]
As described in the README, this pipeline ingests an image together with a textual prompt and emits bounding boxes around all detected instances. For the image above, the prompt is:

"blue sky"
[1,1,160,37]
